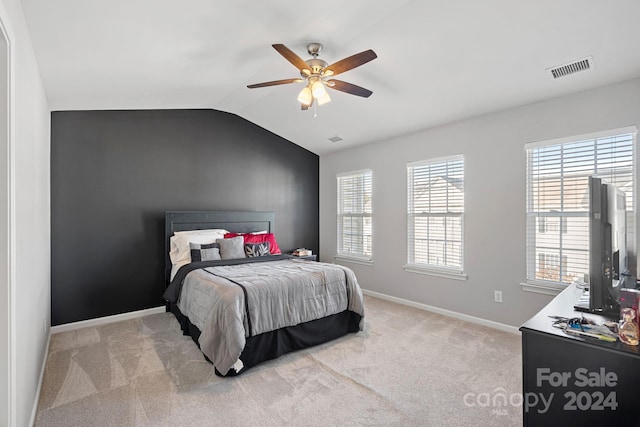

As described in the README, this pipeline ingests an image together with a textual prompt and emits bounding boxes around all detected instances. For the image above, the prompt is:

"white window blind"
[337,170,372,259]
[407,155,464,272]
[526,128,636,286]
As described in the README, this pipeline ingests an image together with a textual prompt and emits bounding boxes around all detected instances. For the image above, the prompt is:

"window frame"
[405,154,466,280]
[336,169,373,264]
[524,126,637,294]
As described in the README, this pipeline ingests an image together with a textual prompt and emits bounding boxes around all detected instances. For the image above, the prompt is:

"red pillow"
[224,232,282,254]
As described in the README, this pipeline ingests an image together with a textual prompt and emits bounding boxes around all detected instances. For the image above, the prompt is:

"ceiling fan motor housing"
[302,58,328,77]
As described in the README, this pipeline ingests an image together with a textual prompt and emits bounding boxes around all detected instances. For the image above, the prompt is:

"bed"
[162,210,365,376]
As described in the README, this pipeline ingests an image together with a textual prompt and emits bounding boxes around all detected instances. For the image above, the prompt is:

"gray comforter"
[175,258,364,375]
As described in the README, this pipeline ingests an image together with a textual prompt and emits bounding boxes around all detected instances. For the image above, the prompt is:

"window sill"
[334,255,373,266]
[404,265,467,281]
[520,281,565,296]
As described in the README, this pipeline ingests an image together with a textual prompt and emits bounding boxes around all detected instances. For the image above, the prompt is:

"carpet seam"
[303,350,406,419]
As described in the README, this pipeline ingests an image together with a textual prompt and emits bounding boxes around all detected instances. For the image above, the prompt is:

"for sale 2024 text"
[530,367,618,413]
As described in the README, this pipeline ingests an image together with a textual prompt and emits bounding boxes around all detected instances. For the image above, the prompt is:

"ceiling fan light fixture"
[311,80,327,98]
[317,91,331,106]
[297,85,313,106]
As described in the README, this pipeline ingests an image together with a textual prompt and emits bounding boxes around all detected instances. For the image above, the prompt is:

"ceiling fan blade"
[247,78,303,89]
[272,44,310,72]
[327,79,373,98]
[325,49,377,76]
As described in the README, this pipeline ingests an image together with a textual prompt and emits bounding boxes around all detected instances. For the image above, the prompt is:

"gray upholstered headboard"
[164,210,275,286]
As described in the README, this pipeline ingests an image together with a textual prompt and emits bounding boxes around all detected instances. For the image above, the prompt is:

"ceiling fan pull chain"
[314,101,318,118]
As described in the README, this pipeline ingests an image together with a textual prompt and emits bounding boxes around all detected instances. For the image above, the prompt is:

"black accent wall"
[51,109,319,326]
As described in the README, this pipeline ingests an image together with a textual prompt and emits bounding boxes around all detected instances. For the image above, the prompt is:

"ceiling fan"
[247,43,377,110]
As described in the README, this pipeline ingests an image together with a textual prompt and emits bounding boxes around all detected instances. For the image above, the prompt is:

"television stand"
[520,283,639,426]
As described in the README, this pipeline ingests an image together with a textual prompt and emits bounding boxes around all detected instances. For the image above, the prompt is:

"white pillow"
[169,229,228,265]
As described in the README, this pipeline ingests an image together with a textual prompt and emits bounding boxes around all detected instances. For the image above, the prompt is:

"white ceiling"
[20,0,640,155]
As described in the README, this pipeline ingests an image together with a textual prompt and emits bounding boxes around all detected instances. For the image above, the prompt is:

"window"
[526,127,636,288]
[337,170,372,261]
[538,214,567,234]
[407,155,464,276]
[537,253,568,282]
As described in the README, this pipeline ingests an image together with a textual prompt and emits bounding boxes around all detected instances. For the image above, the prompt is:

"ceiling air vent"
[547,56,593,79]
[328,135,343,143]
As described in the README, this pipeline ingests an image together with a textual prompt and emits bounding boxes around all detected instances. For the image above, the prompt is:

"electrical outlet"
[494,290,503,303]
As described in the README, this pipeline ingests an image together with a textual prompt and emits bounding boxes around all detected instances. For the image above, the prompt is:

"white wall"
[0,12,10,426]
[320,78,640,327]
[0,0,50,426]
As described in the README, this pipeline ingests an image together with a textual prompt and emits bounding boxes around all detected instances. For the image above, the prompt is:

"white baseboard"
[50,306,166,334]
[29,330,51,427]
[362,289,521,335]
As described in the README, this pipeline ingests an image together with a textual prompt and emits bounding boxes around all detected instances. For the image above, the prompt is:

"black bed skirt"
[168,303,361,376]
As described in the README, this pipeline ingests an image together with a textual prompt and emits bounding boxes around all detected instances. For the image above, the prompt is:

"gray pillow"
[216,236,246,260]
[189,242,221,262]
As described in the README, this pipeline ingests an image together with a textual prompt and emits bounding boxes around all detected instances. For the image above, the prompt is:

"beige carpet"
[35,296,522,426]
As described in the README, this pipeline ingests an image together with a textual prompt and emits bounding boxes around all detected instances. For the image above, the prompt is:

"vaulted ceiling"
[20,0,640,154]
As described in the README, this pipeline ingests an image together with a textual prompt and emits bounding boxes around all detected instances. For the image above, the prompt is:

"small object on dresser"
[619,308,639,346]
[619,288,640,325]
[293,248,312,257]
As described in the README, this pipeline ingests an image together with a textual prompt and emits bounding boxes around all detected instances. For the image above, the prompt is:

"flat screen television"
[579,176,627,316]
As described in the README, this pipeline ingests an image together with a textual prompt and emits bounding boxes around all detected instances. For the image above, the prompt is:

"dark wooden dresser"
[520,284,640,426]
